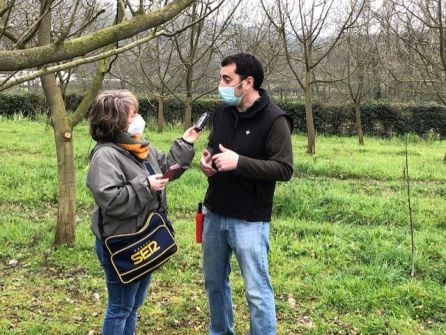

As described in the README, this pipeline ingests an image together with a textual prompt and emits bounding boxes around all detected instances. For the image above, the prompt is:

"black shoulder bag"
[100,211,178,284]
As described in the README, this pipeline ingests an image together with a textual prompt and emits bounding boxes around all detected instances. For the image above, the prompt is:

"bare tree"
[344,1,379,145]
[225,4,289,97]
[384,0,446,102]
[141,36,186,132]
[382,0,446,158]
[262,0,365,154]
[38,0,128,246]
[112,34,186,132]
[0,0,197,246]
[109,0,237,131]
[170,0,240,129]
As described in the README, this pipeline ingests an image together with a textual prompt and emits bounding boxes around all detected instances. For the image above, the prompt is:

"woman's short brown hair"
[88,90,139,142]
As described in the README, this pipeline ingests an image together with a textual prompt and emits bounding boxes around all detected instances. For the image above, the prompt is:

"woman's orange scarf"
[114,133,149,160]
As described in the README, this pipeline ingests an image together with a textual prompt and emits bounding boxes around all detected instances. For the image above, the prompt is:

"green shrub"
[2,93,446,138]
[0,93,46,118]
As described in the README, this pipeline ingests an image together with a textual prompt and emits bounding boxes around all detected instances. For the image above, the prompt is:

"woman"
[86,90,200,335]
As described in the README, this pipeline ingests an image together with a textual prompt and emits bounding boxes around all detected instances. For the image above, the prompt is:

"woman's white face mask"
[127,114,146,136]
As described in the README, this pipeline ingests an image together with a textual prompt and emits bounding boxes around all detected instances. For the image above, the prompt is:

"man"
[199,53,294,335]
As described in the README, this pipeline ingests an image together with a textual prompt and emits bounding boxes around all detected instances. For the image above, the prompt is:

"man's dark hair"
[221,53,264,90]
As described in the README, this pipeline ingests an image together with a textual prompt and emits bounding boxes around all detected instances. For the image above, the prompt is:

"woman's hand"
[148,174,168,191]
[182,126,201,144]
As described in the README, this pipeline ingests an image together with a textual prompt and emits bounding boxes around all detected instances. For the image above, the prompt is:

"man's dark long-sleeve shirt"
[204,90,293,222]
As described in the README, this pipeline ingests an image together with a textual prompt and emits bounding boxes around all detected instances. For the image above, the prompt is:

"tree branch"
[0,31,160,91]
[0,0,196,71]
[0,9,211,92]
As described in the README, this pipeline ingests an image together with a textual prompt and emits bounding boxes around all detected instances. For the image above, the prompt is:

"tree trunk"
[41,75,77,246]
[157,95,165,133]
[53,122,77,246]
[37,1,114,247]
[184,96,193,130]
[354,102,365,145]
[38,1,76,246]
[184,65,193,129]
[305,70,316,154]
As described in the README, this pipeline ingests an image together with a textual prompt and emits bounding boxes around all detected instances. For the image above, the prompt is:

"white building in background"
[0,70,42,93]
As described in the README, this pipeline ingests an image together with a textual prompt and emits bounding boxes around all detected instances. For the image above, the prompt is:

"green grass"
[1,118,446,334]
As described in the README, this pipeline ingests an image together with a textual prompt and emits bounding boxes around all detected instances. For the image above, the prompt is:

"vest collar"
[231,89,270,120]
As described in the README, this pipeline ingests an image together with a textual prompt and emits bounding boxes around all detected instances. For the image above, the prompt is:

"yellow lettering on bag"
[131,241,161,265]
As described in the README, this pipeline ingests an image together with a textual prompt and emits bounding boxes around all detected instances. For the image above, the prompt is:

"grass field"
[0,118,445,334]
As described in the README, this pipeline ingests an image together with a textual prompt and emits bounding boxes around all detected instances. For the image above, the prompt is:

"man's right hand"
[200,149,217,177]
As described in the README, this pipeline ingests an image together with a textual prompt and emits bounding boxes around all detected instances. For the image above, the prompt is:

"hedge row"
[1,93,445,138]
[0,93,47,117]
[282,102,446,138]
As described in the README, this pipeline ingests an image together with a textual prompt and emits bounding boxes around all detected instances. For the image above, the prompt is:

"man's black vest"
[204,90,290,222]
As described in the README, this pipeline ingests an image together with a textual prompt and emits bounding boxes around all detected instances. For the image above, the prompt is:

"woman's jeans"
[95,238,151,335]
[202,211,276,335]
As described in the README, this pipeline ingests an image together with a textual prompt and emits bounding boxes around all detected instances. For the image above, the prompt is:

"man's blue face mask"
[218,80,246,106]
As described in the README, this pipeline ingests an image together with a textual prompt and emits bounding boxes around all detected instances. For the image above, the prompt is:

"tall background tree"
[110,31,186,133]
[170,0,240,129]
[262,0,365,154]
[343,0,378,145]
[225,3,289,95]
[381,0,446,158]
[384,0,446,103]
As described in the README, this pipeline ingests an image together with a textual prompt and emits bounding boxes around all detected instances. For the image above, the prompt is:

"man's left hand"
[212,144,239,172]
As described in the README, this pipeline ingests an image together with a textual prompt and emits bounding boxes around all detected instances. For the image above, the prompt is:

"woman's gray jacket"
[87,139,195,239]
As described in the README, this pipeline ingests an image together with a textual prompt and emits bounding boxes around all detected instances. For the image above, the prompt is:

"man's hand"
[200,149,217,177]
[212,144,239,172]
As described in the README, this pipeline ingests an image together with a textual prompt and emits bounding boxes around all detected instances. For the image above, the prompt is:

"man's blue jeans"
[95,238,151,335]
[202,211,276,335]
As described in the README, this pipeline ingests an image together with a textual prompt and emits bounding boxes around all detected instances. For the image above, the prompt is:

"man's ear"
[245,76,254,89]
